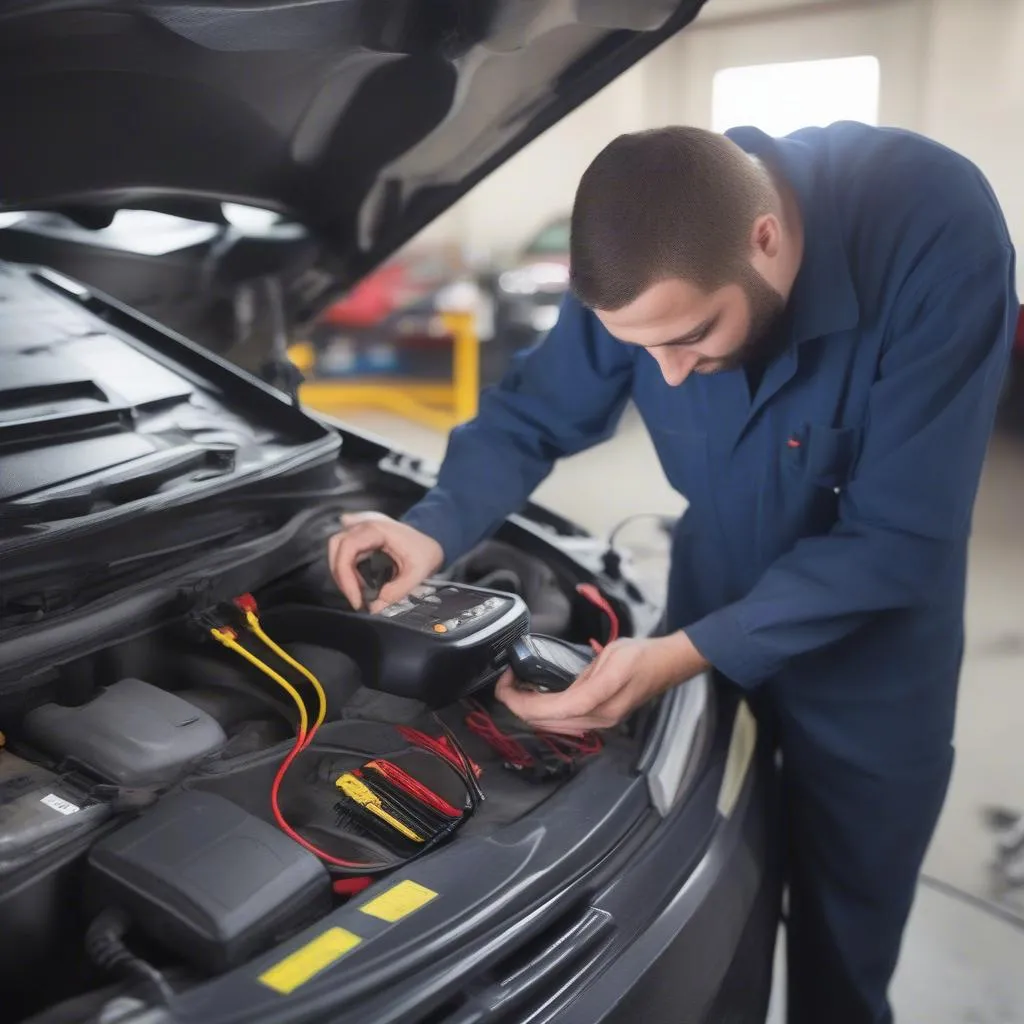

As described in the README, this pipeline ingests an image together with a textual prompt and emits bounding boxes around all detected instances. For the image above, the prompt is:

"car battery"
[0,748,112,872]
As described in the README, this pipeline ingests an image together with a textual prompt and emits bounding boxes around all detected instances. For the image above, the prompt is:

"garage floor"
[341,403,1024,1022]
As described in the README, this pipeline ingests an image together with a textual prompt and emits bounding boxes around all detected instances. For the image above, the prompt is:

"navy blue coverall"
[402,123,1018,1022]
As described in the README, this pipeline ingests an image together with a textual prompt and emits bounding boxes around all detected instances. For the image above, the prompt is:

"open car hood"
[0,0,706,305]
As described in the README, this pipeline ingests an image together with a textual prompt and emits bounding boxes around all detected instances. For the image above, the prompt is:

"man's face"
[594,269,786,387]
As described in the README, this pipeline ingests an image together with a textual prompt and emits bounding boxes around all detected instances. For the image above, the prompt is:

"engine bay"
[0,540,634,1024]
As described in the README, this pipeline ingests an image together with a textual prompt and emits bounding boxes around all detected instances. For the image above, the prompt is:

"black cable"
[431,712,485,808]
[313,727,480,877]
[918,873,1024,933]
[85,908,176,1006]
[602,512,677,579]
[607,512,677,551]
[474,568,524,594]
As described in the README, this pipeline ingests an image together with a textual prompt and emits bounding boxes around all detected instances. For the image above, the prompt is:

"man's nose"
[653,349,698,387]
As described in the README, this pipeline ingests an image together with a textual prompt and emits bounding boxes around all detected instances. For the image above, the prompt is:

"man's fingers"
[330,523,389,610]
[494,669,529,715]
[369,573,409,613]
[527,717,611,734]
[512,656,626,721]
[496,675,610,723]
[495,667,628,733]
[494,667,517,692]
[494,670,589,722]
[527,690,631,732]
[340,511,386,528]
[330,539,364,609]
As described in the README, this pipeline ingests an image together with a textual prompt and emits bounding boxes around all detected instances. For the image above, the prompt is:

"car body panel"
[109,696,772,1024]
[0,264,339,558]
[0,0,708,319]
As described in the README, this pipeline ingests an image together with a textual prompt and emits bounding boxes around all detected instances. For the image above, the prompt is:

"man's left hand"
[495,632,709,734]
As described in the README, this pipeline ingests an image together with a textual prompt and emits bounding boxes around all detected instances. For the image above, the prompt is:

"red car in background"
[322,245,466,330]
[310,244,493,378]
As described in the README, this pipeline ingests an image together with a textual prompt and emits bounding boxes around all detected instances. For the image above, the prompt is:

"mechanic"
[328,123,1017,1024]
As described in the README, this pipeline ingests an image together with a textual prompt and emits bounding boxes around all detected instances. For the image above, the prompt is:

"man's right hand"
[327,512,444,612]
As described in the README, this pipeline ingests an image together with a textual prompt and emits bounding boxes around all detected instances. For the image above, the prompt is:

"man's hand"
[495,632,709,734]
[327,512,444,612]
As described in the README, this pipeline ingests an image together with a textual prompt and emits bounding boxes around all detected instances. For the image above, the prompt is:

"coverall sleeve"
[401,294,635,563]
[685,249,1018,688]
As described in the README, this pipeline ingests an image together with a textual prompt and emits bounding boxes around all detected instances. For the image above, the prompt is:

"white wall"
[916,0,1024,284]
[415,0,1024,281]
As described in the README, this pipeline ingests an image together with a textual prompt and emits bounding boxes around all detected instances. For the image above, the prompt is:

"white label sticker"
[40,793,80,816]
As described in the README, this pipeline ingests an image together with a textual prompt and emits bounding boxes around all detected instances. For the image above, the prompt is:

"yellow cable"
[210,628,309,744]
[242,611,329,735]
[336,773,423,843]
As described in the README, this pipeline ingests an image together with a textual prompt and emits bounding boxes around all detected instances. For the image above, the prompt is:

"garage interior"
[334,0,1024,1019]
[1,0,1023,1020]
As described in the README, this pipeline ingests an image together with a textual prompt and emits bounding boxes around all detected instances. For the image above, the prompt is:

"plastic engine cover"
[88,791,332,972]
[22,678,227,786]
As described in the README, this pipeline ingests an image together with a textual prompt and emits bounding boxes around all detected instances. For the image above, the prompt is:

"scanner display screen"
[378,584,512,638]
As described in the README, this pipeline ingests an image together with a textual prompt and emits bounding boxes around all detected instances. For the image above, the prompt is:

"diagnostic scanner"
[257,572,529,707]
[507,634,595,692]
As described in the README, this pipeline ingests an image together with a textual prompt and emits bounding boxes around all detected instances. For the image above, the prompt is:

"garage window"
[711,55,880,136]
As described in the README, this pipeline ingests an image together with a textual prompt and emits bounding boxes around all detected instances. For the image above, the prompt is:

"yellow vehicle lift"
[288,311,480,433]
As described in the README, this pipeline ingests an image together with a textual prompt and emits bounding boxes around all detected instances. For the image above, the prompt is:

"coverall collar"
[726,126,861,345]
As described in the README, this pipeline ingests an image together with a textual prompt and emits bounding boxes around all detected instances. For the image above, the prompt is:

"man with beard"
[328,124,1017,1023]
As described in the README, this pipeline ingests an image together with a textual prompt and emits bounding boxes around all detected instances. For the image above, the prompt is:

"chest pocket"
[787,424,862,490]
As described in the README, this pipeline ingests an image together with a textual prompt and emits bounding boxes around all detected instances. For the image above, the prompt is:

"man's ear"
[750,213,782,260]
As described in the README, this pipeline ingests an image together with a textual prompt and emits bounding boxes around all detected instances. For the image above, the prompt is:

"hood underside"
[0,0,705,299]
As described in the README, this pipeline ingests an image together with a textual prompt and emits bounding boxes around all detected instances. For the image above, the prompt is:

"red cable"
[463,708,535,767]
[463,699,603,768]
[367,760,462,817]
[534,730,604,761]
[269,720,383,870]
[219,602,448,874]
[396,726,482,778]
[576,583,619,651]
[458,585,616,774]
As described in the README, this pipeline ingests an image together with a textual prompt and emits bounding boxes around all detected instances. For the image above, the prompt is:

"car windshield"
[525,219,570,255]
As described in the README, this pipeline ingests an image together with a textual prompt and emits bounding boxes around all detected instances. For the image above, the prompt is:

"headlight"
[646,675,709,815]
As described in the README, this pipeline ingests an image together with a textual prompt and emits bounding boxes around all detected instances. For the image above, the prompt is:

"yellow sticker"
[716,700,757,819]
[258,928,362,995]
[359,879,438,923]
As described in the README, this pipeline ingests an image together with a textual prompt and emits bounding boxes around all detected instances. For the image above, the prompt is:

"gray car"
[0,2,781,1022]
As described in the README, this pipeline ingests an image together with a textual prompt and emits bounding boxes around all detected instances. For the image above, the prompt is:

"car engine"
[0,543,624,1024]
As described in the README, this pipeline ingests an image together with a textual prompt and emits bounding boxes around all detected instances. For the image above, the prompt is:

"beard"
[698,268,787,374]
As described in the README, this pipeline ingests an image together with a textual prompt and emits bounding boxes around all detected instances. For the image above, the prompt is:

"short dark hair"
[569,127,779,310]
